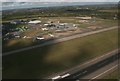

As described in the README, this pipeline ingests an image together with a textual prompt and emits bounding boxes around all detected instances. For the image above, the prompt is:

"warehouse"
[28,20,41,24]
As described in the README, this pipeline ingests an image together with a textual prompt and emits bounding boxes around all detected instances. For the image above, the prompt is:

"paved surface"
[48,49,119,79]
[83,61,118,80]
[58,53,119,81]
[3,26,118,56]
[49,49,119,81]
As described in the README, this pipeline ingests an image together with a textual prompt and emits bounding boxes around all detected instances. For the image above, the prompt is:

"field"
[2,4,118,21]
[2,4,118,52]
[3,29,118,79]
[40,17,118,27]
[3,17,117,52]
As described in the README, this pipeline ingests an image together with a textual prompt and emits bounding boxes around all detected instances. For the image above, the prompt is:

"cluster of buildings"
[43,22,77,31]
[76,17,92,23]
[3,16,93,41]
[5,17,95,40]
[3,19,79,41]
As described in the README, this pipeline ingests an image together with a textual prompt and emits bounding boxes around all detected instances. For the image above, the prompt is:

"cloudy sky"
[1,0,119,11]
[1,0,120,2]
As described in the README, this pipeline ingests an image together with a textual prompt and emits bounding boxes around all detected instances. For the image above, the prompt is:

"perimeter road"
[3,26,118,56]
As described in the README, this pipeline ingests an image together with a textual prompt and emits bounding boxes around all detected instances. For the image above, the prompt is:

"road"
[63,54,119,80]
[2,26,118,56]
[49,49,119,81]
[83,61,118,80]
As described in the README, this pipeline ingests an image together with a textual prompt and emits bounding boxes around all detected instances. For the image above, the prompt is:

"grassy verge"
[3,29,118,79]
[103,69,119,79]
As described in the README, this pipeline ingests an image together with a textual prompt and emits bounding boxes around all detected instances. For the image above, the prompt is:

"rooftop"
[28,20,41,24]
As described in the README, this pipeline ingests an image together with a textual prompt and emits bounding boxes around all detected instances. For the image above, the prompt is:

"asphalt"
[3,26,118,56]
[83,61,118,80]
[56,53,119,81]
[47,49,119,79]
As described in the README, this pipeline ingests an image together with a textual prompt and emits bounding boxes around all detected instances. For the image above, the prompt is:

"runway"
[50,49,119,81]
[3,26,117,56]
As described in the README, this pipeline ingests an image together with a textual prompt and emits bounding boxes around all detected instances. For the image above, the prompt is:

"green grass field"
[3,29,118,79]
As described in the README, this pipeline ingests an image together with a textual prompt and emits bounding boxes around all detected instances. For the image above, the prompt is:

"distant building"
[79,20,88,23]
[46,23,77,30]
[28,20,41,24]
[77,17,92,20]
[44,24,49,26]
[9,31,21,36]
[42,28,48,31]
[10,20,21,24]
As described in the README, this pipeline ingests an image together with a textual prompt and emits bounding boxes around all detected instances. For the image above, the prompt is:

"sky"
[1,0,120,2]
[1,0,119,11]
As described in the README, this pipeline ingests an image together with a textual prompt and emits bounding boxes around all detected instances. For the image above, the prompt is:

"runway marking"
[61,73,70,78]
[49,49,119,79]
[81,49,118,66]
[89,65,118,81]
[69,49,118,72]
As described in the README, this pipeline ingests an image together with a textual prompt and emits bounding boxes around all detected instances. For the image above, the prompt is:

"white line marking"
[70,49,118,72]
[52,75,61,80]
[61,73,70,78]
[50,49,119,79]
[89,65,118,81]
